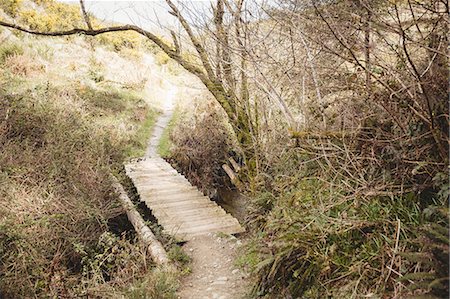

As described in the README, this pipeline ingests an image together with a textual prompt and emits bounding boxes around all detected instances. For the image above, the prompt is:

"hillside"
[0,0,448,298]
[0,2,191,297]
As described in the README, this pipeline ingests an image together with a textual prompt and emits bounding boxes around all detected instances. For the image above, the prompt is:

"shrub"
[0,87,117,296]
[0,42,24,63]
[155,51,170,66]
[96,31,143,52]
[169,102,233,193]
[0,0,23,17]
[247,144,449,298]
[19,2,83,31]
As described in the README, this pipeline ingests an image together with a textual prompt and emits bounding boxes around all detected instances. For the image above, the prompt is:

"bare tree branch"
[79,0,93,30]
[164,0,217,82]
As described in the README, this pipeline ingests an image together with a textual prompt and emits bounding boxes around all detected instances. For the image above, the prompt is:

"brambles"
[169,101,234,193]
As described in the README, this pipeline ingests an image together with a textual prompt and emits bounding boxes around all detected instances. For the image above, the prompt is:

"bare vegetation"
[0,0,448,297]
[169,100,235,194]
[158,0,449,297]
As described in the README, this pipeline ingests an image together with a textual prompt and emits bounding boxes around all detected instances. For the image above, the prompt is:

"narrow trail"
[145,82,176,158]
[177,234,249,299]
[141,79,249,298]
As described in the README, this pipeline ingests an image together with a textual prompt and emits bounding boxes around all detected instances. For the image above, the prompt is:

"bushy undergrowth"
[2,0,147,51]
[241,104,449,297]
[0,52,172,297]
[168,102,235,194]
[225,2,450,298]
[246,156,448,298]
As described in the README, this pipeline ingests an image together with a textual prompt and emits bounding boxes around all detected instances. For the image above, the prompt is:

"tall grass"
[0,42,24,62]
[0,55,176,297]
[243,145,449,298]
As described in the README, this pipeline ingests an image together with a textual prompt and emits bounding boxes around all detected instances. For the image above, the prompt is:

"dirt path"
[177,234,249,299]
[145,81,176,157]
[146,78,249,299]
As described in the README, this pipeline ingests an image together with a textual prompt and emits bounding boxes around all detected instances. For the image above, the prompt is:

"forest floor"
[144,74,250,299]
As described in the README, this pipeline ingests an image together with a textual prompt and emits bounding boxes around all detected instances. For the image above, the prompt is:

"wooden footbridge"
[124,87,244,241]
[125,158,244,241]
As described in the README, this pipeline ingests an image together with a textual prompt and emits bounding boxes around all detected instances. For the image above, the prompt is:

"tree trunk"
[110,175,171,267]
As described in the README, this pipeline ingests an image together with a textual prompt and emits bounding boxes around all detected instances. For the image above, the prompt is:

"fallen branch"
[222,164,242,189]
[109,174,171,267]
[228,157,241,173]
[290,130,350,140]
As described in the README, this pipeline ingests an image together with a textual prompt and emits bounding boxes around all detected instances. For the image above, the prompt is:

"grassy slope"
[0,29,178,298]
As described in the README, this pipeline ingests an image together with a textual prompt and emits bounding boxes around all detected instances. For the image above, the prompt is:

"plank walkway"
[125,157,244,241]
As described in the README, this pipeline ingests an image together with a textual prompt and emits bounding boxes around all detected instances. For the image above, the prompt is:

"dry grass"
[0,32,178,298]
[4,53,46,76]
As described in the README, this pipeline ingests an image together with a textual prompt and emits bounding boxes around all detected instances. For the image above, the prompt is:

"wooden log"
[110,174,171,266]
[222,164,241,188]
[228,157,241,173]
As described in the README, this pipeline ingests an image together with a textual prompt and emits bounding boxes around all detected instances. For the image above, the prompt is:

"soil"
[177,234,250,299]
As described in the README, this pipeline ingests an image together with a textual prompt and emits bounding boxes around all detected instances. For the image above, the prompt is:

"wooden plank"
[138,186,199,194]
[125,158,244,241]
[175,216,238,228]
[133,181,190,189]
[158,215,235,231]
[166,217,240,233]
[148,192,209,201]
[166,223,244,239]
[157,212,229,226]
[146,197,211,207]
[152,206,226,219]
[146,200,217,209]
[146,194,209,203]
[131,172,188,180]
